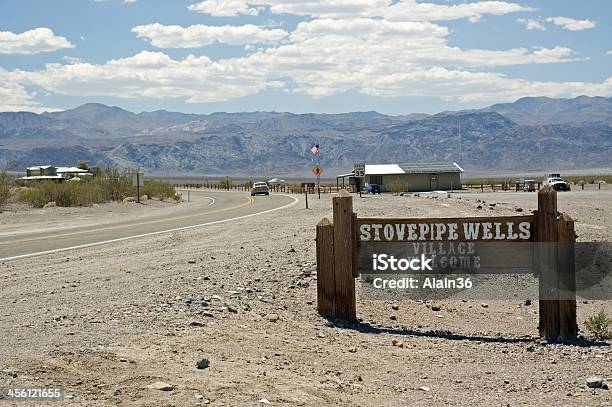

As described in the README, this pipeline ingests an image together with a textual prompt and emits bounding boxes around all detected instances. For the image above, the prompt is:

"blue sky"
[0,0,610,114]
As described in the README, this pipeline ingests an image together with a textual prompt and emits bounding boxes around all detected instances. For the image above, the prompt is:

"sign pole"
[305,187,309,209]
[136,171,140,203]
[317,147,321,199]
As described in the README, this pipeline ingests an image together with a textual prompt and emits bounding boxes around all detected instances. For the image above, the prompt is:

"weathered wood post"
[536,187,577,340]
[557,213,577,339]
[537,186,560,339]
[316,218,335,317]
[332,190,357,321]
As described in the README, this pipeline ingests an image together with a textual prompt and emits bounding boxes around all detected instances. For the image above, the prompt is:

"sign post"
[133,171,144,203]
[312,165,324,199]
[353,162,365,195]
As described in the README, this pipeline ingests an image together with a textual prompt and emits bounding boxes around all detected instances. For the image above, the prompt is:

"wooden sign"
[357,215,534,242]
[315,187,577,340]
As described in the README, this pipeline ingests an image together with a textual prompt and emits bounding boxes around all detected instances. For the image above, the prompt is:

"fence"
[463,182,542,192]
[173,182,349,194]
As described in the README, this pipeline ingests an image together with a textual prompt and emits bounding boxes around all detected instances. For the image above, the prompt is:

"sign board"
[312,165,324,177]
[353,163,365,178]
[356,216,535,276]
[315,187,578,340]
[132,171,144,187]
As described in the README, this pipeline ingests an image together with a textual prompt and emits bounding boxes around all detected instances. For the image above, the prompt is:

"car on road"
[365,183,381,194]
[251,182,270,196]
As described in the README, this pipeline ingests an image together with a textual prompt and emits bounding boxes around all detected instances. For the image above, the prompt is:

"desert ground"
[1,185,610,406]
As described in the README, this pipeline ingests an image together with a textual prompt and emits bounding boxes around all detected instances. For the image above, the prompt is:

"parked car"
[250,182,270,196]
[545,173,571,191]
[365,183,381,194]
[523,179,536,192]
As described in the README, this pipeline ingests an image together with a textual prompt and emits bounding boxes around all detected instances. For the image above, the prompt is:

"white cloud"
[608,50,612,56]
[188,0,260,16]
[187,0,533,21]
[0,28,74,55]
[545,16,596,31]
[132,23,287,48]
[517,18,546,31]
[11,51,282,103]
[10,18,599,106]
[258,0,391,19]
[4,2,609,109]
[0,67,58,112]
[382,0,533,22]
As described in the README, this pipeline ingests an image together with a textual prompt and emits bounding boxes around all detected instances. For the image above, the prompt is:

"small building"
[26,165,58,177]
[337,162,463,192]
[56,167,93,179]
[21,165,92,181]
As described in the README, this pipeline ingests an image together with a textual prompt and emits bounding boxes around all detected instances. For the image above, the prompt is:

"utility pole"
[136,171,140,203]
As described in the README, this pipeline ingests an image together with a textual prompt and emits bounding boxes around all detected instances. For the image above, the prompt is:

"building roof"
[26,165,55,170]
[19,175,64,180]
[365,164,404,175]
[365,162,463,175]
[56,167,90,173]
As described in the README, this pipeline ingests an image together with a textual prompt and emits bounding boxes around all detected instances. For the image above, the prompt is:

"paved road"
[0,190,297,261]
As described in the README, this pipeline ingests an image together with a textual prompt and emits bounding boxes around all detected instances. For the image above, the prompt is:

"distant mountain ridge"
[1,96,611,176]
[487,96,612,126]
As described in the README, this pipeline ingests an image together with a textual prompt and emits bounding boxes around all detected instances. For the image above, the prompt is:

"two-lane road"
[0,190,297,262]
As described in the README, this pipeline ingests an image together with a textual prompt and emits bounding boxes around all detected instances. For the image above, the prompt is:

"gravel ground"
[0,187,610,406]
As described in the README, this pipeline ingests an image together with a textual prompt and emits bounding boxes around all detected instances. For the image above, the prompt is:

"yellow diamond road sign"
[312,165,324,176]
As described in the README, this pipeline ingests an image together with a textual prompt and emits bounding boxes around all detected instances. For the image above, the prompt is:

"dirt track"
[1,186,611,406]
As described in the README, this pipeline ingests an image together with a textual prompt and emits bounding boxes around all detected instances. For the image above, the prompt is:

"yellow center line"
[1,196,254,246]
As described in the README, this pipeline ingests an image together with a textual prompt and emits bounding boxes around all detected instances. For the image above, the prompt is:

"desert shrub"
[219,176,232,189]
[18,170,179,207]
[584,310,612,341]
[141,180,179,201]
[0,170,14,208]
[97,168,133,201]
[19,179,103,207]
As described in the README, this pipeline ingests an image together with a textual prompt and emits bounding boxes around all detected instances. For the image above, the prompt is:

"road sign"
[353,163,365,177]
[132,171,144,187]
[312,165,324,176]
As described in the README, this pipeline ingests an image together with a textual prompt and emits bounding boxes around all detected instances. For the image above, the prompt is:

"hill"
[1,96,611,176]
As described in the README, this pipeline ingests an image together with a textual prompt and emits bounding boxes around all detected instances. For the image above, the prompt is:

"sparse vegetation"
[76,160,90,171]
[219,176,232,190]
[141,180,180,201]
[0,169,14,208]
[584,310,612,341]
[18,168,179,208]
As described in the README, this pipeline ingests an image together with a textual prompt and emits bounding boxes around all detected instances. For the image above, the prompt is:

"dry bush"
[18,169,178,207]
[584,310,612,341]
[0,170,14,208]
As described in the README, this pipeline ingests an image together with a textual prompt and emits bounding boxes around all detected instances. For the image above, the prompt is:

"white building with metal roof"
[337,162,463,192]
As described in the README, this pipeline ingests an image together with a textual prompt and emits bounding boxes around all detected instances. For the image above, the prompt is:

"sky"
[0,0,610,114]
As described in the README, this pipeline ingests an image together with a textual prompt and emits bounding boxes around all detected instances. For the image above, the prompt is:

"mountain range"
[1,96,611,177]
